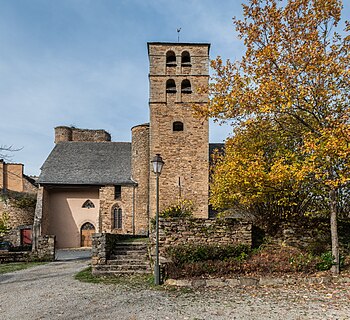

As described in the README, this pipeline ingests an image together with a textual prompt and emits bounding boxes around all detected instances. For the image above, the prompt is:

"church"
[34,42,219,249]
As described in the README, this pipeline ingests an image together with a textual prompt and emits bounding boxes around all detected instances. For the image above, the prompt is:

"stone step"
[96,239,150,275]
[112,244,148,251]
[110,250,148,260]
[116,241,148,245]
[93,269,151,275]
[108,254,148,261]
[113,248,148,254]
[95,264,150,272]
[107,259,148,266]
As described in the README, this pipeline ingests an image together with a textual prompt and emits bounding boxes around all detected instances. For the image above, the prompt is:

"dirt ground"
[1,257,350,320]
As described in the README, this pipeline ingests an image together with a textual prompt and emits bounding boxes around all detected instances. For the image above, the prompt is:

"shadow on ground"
[55,249,91,261]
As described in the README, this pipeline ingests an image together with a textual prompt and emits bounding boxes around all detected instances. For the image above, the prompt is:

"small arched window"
[173,121,184,132]
[166,79,176,93]
[181,51,191,65]
[82,200,95,209]
[181,79,192,94]
[113,207,122,229]
[166,51,176,66]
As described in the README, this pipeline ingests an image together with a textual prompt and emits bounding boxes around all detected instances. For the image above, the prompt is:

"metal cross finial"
[177,28,181,43]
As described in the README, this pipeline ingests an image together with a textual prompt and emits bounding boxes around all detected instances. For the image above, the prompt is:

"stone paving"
[55,248,92,261]
[1,256,350,320]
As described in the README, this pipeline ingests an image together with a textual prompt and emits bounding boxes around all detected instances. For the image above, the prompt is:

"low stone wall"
[2,226,32,246]
[91,233,142,273]
[153,217,252,257]
[0,235,55,263]
[92,233,116,266]
[32,235,56,261]
[269,219,350,253]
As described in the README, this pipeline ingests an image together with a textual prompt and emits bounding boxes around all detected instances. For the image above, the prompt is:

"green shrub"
[12,194,36,209]
[289,253,316,272]
[0,190,37,209]
[160,199,194,219]
[165,243,350,279]
[166,260,244,279]
[166,243,251,266]
[316,251,345,271]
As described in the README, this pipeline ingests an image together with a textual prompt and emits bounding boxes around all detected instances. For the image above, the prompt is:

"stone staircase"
[94,240,151,275]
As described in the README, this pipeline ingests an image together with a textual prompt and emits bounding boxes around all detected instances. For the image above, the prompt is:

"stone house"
[34,42,222,249]
[0,160,38,245]
[0,160,37,194]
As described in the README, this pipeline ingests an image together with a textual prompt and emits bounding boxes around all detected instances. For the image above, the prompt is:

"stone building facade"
[0,160,37,246]
[148,43,209,218]
[35,42,217,249]
[0,160,37,194]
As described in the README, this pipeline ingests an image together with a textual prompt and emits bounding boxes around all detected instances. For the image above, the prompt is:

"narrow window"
[173,121,184,132]
[181,79,192,94]
[82,200,95,209]
[115,185,121,199]
[181,51,191,65]
[166,50,176,66]
[113,207,122,229]
[166,79,176,93]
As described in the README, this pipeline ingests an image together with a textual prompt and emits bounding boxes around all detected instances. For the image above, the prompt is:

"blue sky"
[1,0,349,176]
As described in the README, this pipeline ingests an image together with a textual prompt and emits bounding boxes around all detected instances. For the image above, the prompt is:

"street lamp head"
[151,154,164,175]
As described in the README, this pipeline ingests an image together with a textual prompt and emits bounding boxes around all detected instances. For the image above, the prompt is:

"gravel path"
[1,258,350,320]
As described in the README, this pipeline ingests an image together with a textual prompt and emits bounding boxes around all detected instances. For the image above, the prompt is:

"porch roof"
[38,142,135,186]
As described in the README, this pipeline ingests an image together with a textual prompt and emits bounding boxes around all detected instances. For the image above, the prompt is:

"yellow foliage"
[197,0,350,211]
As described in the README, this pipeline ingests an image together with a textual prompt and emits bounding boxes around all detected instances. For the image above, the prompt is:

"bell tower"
[148,42,210,218]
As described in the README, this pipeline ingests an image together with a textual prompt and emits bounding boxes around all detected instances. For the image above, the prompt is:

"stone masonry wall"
[91,233,140,273]
[269,219,350,253]
[0,197,35,230]
[32,187,49,250]
[23,176,38,194]
[32,235,56,261]
[152,218,252,257]
[131,124,150,236]
[99,185,135,235]
[54,126,111,143]
[148,43,209,219]
[91,233,121,266]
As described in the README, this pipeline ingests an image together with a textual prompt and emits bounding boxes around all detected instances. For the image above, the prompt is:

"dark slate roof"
[23,174,38,186]
[38,142,134,185]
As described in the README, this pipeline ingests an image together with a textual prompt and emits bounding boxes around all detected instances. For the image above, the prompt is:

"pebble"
[1,260,350,319]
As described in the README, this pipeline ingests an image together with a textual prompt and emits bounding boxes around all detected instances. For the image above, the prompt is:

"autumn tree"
[210,118,325,231]
[198,0,350,273]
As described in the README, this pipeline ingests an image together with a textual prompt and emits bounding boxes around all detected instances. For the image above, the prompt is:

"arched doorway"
[80,222,95,247]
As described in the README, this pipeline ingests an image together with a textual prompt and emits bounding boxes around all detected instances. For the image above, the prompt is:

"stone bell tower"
[148,42,210,218]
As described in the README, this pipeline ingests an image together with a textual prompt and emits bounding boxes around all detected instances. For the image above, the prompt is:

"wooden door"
[80,223,95,247]
[21,228,32,245]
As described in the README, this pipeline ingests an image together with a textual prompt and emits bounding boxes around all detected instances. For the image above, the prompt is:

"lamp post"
[151,153,164,285]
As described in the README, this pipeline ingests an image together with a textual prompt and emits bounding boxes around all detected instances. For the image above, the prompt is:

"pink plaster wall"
[47,188,100,248]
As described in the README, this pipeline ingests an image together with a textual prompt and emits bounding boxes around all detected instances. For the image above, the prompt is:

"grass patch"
[75,267,154,288]
[0,262,46,274]
[74,267,192,294]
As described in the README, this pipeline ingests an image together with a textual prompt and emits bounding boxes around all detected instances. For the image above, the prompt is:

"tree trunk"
[330,188,339,274]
